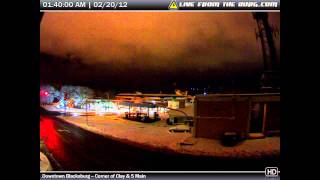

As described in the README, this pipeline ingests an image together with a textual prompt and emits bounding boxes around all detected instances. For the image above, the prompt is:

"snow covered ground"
[58,114,280,159]
[42,105,95,114]
[40,152,52,171]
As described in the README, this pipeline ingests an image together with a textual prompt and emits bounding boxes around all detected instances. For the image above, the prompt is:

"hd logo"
[265,167,279,177]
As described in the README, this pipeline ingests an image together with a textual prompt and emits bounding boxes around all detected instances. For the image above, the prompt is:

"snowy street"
[40,114,280,171]
[58,113,280,159]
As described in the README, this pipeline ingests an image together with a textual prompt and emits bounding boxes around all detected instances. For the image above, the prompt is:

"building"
[167,105,194,125]
[79,98,116,114]
[167,99,186,109]
[193,93,280,140]
[115,93,191,108]
[115,93,195,121]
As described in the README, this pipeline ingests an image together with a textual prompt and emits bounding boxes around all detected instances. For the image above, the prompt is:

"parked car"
[166,116,193,126]
[124,112,160,123]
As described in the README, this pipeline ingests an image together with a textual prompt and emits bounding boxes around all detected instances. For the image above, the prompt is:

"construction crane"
[253,12,280,92]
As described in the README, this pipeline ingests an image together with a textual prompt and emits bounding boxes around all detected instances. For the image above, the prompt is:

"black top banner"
[40,0,280,11]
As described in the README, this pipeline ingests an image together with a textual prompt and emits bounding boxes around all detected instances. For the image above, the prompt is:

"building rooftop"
[117,93,187,98]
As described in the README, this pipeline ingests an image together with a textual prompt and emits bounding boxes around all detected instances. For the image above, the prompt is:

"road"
[40,115,279,171]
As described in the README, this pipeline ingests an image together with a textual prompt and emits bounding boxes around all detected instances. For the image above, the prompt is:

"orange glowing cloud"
[40,12,280,70]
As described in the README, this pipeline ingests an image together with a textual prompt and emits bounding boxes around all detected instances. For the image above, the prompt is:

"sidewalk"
[40,152,52,171]
[58,114,280,159]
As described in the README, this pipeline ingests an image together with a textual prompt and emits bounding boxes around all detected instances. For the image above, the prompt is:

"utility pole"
[86,99,88,126]
[253,12,280,92]
[64,92,68,116]
[106,92,110,112]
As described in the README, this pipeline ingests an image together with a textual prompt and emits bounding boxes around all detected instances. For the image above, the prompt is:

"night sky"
[40,12,280,93]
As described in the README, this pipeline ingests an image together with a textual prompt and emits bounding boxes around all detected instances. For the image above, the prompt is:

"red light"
[40,116,68,161]
[44,91,49,96]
